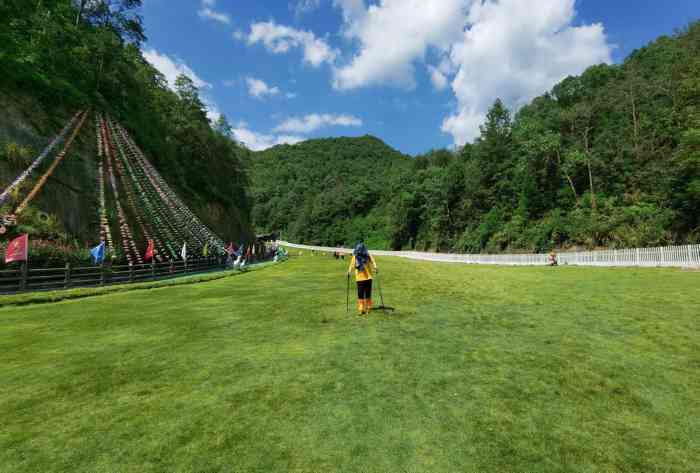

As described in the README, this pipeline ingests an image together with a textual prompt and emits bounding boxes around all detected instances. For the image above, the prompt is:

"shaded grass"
[0,261,277,308]
[0,254,698,472]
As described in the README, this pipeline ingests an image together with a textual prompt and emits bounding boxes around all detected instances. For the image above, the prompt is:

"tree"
[77,0,145,44]
[562,102,598,210]
[214,115,233,137]
[474,99,515,209]
[174,74,207,123]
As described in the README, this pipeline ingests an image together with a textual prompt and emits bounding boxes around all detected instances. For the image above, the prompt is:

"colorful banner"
[5,233,28,263]
[90,241,106,265]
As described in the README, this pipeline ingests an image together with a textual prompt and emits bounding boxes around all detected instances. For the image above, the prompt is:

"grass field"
[1,254,698,472]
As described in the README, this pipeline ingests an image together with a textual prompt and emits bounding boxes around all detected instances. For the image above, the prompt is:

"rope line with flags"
[0,111,83,207]
[13,111,88,216]
[2,111,232,269]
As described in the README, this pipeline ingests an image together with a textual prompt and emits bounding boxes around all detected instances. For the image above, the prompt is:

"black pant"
[357,279,372,299]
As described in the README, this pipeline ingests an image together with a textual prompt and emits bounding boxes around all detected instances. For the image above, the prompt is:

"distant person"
[548,251,558,266]
[347,240,378,315]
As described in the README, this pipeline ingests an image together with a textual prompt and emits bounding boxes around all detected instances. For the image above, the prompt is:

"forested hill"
[3,2,698,257]
[249,21,700,252]
[247,136,411,248]
[1,1,253,263]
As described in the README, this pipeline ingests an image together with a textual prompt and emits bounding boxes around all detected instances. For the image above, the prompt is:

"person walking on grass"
[347,240,378,316]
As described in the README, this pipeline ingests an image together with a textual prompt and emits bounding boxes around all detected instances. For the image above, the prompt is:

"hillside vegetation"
[1,0,253,263]
[248,136,411,248]
[249,22,700,252]
[2,2,698,256]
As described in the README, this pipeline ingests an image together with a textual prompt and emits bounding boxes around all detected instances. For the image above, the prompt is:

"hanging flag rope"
[111,120,191,255]
[13,111,88,216]
[125,132,225,252]
[115,122,222,252]
[0,111,83,207]
[95,115,114,255]
[105,117,162,262]
[107,116,179,261]
[113,124,180,259]
[101,115,142,265]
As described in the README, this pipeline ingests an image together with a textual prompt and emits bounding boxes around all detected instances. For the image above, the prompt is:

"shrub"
[1,142,34,167]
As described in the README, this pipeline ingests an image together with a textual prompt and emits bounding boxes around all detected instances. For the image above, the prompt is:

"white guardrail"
[278,241,700,268]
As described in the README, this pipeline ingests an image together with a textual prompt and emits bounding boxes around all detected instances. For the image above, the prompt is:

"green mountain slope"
[248,136,412,248]
[248,21,700,252]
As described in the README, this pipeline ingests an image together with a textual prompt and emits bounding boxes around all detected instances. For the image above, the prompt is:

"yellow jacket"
[348,254,377,281]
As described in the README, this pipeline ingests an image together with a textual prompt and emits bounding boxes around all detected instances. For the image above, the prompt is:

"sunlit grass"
[1,254,698,472]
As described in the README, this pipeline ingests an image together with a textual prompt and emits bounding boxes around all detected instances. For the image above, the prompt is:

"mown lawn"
[1,254,698,472]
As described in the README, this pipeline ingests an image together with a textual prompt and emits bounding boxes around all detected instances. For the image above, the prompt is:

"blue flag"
[91,241,105,265]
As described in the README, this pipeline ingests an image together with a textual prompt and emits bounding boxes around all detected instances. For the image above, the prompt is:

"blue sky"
[141,0,700,155]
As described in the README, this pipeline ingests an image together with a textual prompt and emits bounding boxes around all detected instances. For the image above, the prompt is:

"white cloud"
[232,125,305,151]
[202,97,222,124]
[441,0,612,145]
[332,0,468,90]
[245,77,281,98]
[330,0,611,145]
[428,65,448,91]
[334,0,366,25]
[198,0,230,24]
[243,20,338,67]
[274,113,363,134]
[143,49,212,90]
[293,0,322,17]
[198,8,230,24]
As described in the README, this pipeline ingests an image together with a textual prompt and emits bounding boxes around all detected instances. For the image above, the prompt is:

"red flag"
[144,239,155,261]
[5,233,28,263]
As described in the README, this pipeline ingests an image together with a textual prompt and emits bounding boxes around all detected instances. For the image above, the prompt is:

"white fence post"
[277,241,700,269]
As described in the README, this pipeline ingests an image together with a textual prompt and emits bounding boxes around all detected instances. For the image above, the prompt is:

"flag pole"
[20,261,28,291]
[19,234,29,291]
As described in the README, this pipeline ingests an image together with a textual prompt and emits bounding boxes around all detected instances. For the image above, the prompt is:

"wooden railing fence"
[0,257,232,294]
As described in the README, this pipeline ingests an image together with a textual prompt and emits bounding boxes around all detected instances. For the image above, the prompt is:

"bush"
[1,142,34,167]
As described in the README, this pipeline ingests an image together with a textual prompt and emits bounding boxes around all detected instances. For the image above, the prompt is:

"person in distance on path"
[347,240,378,316]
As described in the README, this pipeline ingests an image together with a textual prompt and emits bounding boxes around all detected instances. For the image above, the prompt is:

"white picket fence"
[279,241,700,268]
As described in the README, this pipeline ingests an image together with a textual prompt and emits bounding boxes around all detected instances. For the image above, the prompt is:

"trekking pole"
[376,269,387,314]
[346,273,350,314]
